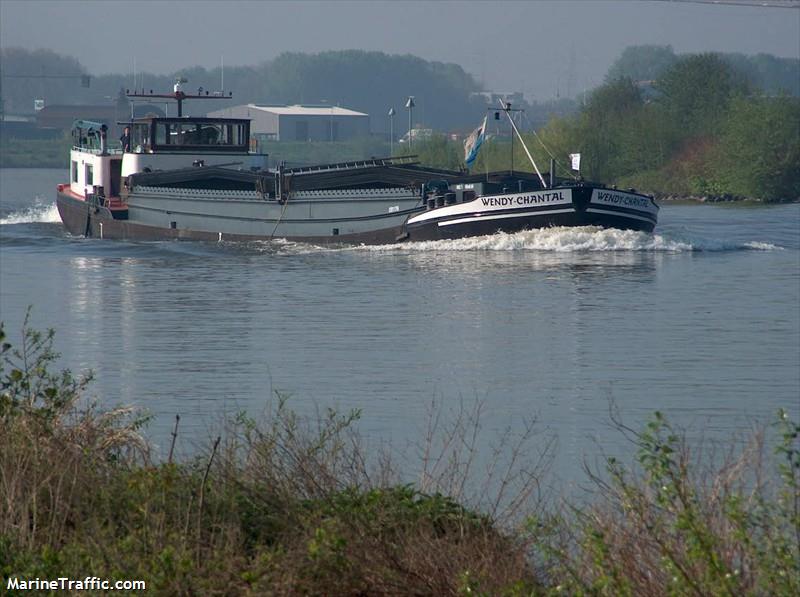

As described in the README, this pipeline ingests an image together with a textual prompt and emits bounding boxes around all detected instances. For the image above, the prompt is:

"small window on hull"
[72,161,78,183]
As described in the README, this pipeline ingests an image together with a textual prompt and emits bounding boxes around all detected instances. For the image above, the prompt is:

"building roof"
[248,104,367,117]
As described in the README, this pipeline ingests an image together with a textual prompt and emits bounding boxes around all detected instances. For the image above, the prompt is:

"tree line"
[1,48,490,130]
[1,47,584,133]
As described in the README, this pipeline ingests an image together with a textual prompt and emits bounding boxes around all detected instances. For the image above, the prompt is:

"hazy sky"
[2,0,798,101]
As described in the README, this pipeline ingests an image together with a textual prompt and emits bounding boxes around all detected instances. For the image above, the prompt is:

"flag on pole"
[569,153,581,171]
[464,116,487,168]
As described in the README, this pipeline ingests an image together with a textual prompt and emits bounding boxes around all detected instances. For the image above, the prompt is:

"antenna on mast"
[221,56,224,92]
[126,77,233,117]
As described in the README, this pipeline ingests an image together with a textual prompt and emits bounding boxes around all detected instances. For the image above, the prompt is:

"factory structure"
[206,104,370,142]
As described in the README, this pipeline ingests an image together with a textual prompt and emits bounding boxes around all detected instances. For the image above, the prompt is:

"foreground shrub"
[0,319,539,595]
[531,410,800,596]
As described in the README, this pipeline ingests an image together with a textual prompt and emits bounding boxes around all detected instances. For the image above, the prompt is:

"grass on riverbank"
[0,135,71,169]
[1,318,798,595]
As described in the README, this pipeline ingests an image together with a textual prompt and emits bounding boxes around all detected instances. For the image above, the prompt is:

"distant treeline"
[606,45,800,96]
[0,48,582,133]
[3,45,797,134]
[0,48,501,131]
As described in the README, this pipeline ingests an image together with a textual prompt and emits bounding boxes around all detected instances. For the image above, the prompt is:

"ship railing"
[72,145,124,156]
[285,155,419,176]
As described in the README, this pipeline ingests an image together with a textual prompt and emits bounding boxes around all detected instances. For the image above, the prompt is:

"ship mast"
[497,99,547,187]
[126,77,232,117]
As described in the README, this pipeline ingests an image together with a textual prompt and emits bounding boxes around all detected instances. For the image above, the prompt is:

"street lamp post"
[388,107,395,156]
[405,96,415,152]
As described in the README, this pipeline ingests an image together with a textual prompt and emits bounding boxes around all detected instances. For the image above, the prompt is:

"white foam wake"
[246,227,780,255]
[0,202,60,225]
[352,227,781,253]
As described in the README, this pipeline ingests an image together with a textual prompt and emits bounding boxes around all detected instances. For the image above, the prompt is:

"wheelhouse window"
[150,119,248,152]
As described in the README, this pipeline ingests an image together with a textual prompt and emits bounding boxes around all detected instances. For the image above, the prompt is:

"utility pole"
[388,107,395,156]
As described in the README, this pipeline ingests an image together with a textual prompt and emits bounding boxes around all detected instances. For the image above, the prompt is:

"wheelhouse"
[129,117,250,154]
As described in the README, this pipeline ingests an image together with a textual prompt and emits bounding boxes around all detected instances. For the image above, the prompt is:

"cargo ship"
[57,87,658,243]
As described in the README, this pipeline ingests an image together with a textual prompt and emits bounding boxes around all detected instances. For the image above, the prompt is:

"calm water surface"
[1,168,798,485]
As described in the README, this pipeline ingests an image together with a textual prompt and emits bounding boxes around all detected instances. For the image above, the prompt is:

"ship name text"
[481,191,567,207]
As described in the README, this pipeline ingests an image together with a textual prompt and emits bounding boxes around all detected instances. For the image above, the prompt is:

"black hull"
[58,182,657,246]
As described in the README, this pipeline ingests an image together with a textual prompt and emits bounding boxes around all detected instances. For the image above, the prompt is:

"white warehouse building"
[206,104,370,142]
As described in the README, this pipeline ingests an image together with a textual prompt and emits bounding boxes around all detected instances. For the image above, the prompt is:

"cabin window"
[85,164,93,186]
[218,124,231,145]
[155,123,167,146]
[233,124,245,144]
[156,122,226,146]
[71,161,78,183]
[149,120,248,151]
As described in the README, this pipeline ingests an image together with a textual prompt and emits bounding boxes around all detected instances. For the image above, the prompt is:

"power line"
[650,0,799,8]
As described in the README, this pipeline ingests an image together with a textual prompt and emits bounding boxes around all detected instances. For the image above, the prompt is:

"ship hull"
[58,181,657,245]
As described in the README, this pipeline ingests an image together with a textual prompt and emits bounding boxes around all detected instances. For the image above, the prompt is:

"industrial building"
[206,104,369,142]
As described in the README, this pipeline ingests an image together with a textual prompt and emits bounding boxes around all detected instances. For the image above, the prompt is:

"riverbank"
[655,194,793,204]
[0,136,70,169]
[2,321,798,596]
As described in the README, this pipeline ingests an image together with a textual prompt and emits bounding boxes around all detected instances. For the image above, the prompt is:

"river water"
[1,168,798,486]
